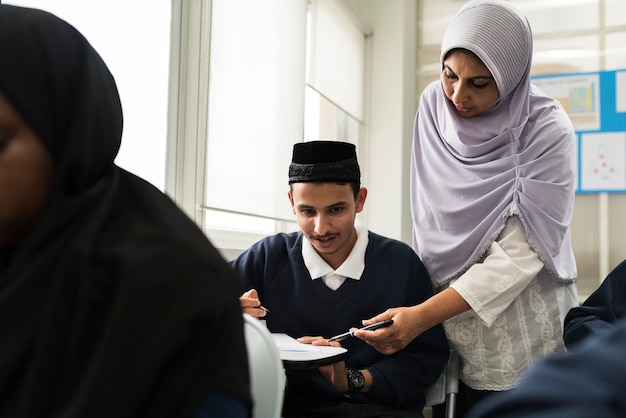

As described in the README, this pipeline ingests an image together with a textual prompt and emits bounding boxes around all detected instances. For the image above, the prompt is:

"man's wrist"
[346,368,365,393]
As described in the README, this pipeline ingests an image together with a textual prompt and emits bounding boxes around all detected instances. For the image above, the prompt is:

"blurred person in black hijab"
[0,5,250,417]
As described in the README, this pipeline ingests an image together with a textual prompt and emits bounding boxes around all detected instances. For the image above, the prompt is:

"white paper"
[271,333,347,362]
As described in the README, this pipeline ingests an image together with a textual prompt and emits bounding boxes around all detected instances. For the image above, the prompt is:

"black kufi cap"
[288,141,360,184]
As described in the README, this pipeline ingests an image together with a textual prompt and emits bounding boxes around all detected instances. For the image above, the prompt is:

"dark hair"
[290,181,360,199]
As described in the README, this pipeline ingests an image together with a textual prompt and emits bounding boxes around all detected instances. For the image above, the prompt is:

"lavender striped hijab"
[411,0,577,286]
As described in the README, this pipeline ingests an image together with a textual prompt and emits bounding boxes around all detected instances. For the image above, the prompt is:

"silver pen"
[328,319,393,342]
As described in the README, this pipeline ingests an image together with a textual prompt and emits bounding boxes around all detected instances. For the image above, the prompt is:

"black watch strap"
[347,368,365,393]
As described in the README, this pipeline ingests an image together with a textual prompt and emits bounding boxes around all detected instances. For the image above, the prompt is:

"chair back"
[243,314,285,418]
[424,363,447,407]
[424,350,460,418]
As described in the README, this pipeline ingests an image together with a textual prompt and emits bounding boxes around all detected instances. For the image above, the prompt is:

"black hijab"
[0,5,250,417]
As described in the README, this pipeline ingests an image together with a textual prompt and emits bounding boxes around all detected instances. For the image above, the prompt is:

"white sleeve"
[450,216,544,327]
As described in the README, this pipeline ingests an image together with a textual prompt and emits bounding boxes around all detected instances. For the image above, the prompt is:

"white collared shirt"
[301,218,369,290]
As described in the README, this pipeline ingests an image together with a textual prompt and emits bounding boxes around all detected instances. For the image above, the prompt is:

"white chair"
[243,314,285,418]
[424,350,461,418]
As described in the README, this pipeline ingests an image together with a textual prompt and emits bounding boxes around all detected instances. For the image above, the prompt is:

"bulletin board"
[532,69,626,193]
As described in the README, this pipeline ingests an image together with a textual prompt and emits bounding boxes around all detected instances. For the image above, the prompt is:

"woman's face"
[441,49,500,118]
[0,92,55,249]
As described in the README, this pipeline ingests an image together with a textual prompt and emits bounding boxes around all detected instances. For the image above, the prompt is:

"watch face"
[347,368,365,392]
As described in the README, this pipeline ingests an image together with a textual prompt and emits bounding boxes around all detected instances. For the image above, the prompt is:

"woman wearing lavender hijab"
[354,0,578,415]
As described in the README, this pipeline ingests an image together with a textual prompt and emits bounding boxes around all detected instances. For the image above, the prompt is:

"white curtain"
[205,0,307,220]
[308,0,365,121]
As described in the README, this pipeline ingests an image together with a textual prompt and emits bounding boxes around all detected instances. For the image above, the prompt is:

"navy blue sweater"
[231,230,449,413]
[564,259,626,351]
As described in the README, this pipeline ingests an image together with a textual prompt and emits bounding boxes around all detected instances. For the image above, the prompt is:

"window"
[304,0,365,145]
[202,0,367,258]
[5,0,171,191]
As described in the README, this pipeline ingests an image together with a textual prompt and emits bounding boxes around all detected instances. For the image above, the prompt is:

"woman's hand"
[354,289,470,354]
[352,306,424,354]
[239,289,267,319]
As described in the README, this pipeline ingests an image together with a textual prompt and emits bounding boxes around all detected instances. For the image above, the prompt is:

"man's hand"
[296,336,352,392]
[239,289,267,319]
[318,360,350,392]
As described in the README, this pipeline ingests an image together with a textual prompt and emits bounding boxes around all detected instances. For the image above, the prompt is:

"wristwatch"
[346,368,365,393]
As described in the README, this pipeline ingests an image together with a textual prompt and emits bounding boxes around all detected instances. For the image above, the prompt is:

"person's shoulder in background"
[564,259,626,350]
[466,317,626,418]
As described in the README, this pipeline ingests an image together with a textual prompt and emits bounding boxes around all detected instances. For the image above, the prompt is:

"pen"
[328,319,393,342]
[327,331,353,343]
[257,305,270,313]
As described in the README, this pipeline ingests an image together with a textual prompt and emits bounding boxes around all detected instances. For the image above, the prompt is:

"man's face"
[0,92,55,249]
[289,182,366,269]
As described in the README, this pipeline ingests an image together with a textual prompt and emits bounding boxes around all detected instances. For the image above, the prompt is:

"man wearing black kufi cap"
[231,140,449,418]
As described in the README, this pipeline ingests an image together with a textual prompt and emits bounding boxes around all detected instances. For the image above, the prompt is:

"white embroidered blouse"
[443,216,578,390]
